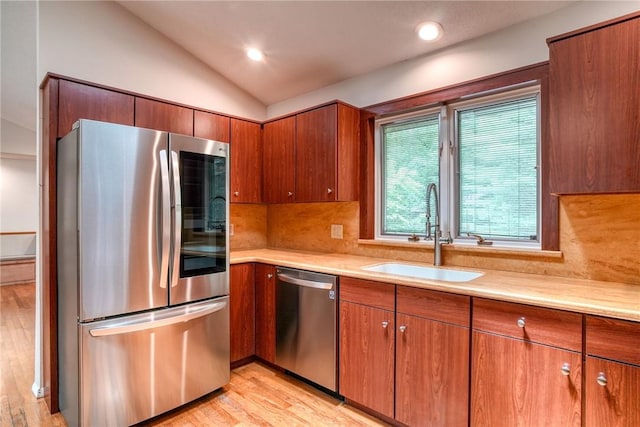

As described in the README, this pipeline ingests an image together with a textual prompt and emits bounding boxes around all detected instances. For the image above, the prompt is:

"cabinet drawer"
[340,277,394,311]
[586,316,640,366]
[397,286,470,327]
[473,298,582,351]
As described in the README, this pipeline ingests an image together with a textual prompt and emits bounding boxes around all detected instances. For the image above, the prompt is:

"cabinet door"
[134,97,193,135]
[549,16,640,193]
[263,117,296,203]
[396,314,469,427]
[58,79,134,137]
[230,264,255,363]
[255,264,276,363]
[471,331,582,427]
[230,119,262,203]
[585,357,640,427]
[295,104,337,202]
[194,110,230,143]
[339,300,394,418]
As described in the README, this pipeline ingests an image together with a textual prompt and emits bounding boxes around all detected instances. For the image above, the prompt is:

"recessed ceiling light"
[246,47,264,62]
[416,21,443,41]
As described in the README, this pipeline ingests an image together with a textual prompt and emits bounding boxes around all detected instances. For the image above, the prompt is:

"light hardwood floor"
[1,283,387,426]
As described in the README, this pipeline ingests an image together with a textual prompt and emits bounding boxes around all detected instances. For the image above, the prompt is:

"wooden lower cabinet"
[585,315,640,426]
[395,313,469,427]
[230,264,255,363]
[585,357,640,426]
[254,263,276,363]
[339,300,395,418]
[471,299,583,426]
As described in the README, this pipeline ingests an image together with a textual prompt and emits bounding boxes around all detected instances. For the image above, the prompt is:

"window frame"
[374,106,442,239]
[374,84,542,249]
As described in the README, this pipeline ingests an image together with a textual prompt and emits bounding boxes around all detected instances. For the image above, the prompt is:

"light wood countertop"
[231,248,640,323]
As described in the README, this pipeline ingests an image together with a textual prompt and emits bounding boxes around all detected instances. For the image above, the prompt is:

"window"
[376,86,540,247]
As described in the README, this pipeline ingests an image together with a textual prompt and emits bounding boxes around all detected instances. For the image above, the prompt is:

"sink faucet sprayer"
[425,183,451,266]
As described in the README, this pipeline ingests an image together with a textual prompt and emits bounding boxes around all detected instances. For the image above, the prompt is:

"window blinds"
[457,96,538,240]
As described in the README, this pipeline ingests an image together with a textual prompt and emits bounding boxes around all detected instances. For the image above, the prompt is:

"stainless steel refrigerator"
[57,119,230,427]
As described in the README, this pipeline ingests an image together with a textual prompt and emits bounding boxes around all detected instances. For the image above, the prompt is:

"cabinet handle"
[517,317,526,328]
[287,191,293,197]
[327,188,333,194]
[233,191,239,197]
[267,273,273,279]
[399,325,407,333]
[381,321,389,329]
[596,372,608,387]
[560,362,571,376]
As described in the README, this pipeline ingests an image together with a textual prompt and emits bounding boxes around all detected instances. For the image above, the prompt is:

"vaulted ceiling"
[118,1,575,105]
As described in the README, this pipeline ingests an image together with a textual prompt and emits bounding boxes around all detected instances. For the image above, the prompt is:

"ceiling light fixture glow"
[416,21,443,41]
[246,47,264,62]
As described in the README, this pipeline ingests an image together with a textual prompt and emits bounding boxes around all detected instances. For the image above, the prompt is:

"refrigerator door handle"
[159,150,171,289]
[170,150,182,288]
[88,300,227,337]
[276,273,334,290]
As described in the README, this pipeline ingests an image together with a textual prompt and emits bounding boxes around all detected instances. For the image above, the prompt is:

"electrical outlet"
[331,224,343,239]
[229,224,235,236]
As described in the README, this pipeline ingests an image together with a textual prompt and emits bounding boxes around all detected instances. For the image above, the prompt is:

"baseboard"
[32,382,46,398]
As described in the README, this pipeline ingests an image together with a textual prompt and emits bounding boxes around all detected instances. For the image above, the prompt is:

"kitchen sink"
[361,263,483,282]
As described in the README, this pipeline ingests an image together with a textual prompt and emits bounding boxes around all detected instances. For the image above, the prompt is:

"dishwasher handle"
[277,272,334,290]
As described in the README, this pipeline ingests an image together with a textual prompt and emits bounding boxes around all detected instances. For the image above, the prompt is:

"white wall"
[0,120,38,255]
[0,158,38,253]
[267,1,640,118]
[38,1,267,121]
[1,119,37,156]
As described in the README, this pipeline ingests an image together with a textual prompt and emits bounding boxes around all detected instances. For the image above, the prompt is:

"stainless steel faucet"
[425,182,449,266]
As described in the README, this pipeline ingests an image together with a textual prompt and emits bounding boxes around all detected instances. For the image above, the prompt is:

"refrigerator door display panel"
[78,298,230,427]
[169,134,229,306]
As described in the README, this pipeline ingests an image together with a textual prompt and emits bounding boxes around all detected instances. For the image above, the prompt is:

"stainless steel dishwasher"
[275,267,337,392]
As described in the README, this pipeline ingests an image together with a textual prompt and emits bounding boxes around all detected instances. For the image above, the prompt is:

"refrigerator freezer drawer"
[75,298,229,427]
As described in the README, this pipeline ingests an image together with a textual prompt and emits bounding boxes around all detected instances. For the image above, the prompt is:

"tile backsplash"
[231,194,640,285]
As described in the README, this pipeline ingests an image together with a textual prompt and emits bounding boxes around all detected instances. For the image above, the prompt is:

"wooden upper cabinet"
[295,103,360,202]
[230,119,262,203]
[263,117,296,203]
[58,79,134,137]
[193,110,230,143]
[548,14,640,194]
[134,97,193,135]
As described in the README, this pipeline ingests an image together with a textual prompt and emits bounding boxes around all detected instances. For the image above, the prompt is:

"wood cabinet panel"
[230,119,262,203]
[193,110,230,143]
[585,356,640,427]
[396,286,470,327]
[473,298,582,351]
[586,316,640,366]
[230,264,255,363]
[263,117,296,203]
[336,104,360,200]
[339,277,394,311]
[339,300,394,418]
[134,97,193,135]
[471,331,582,427]
[548,16,640,194]
[254,263,276,363]
[58,79,134,137]
[396,313,469,427]
[295,104,337,202]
